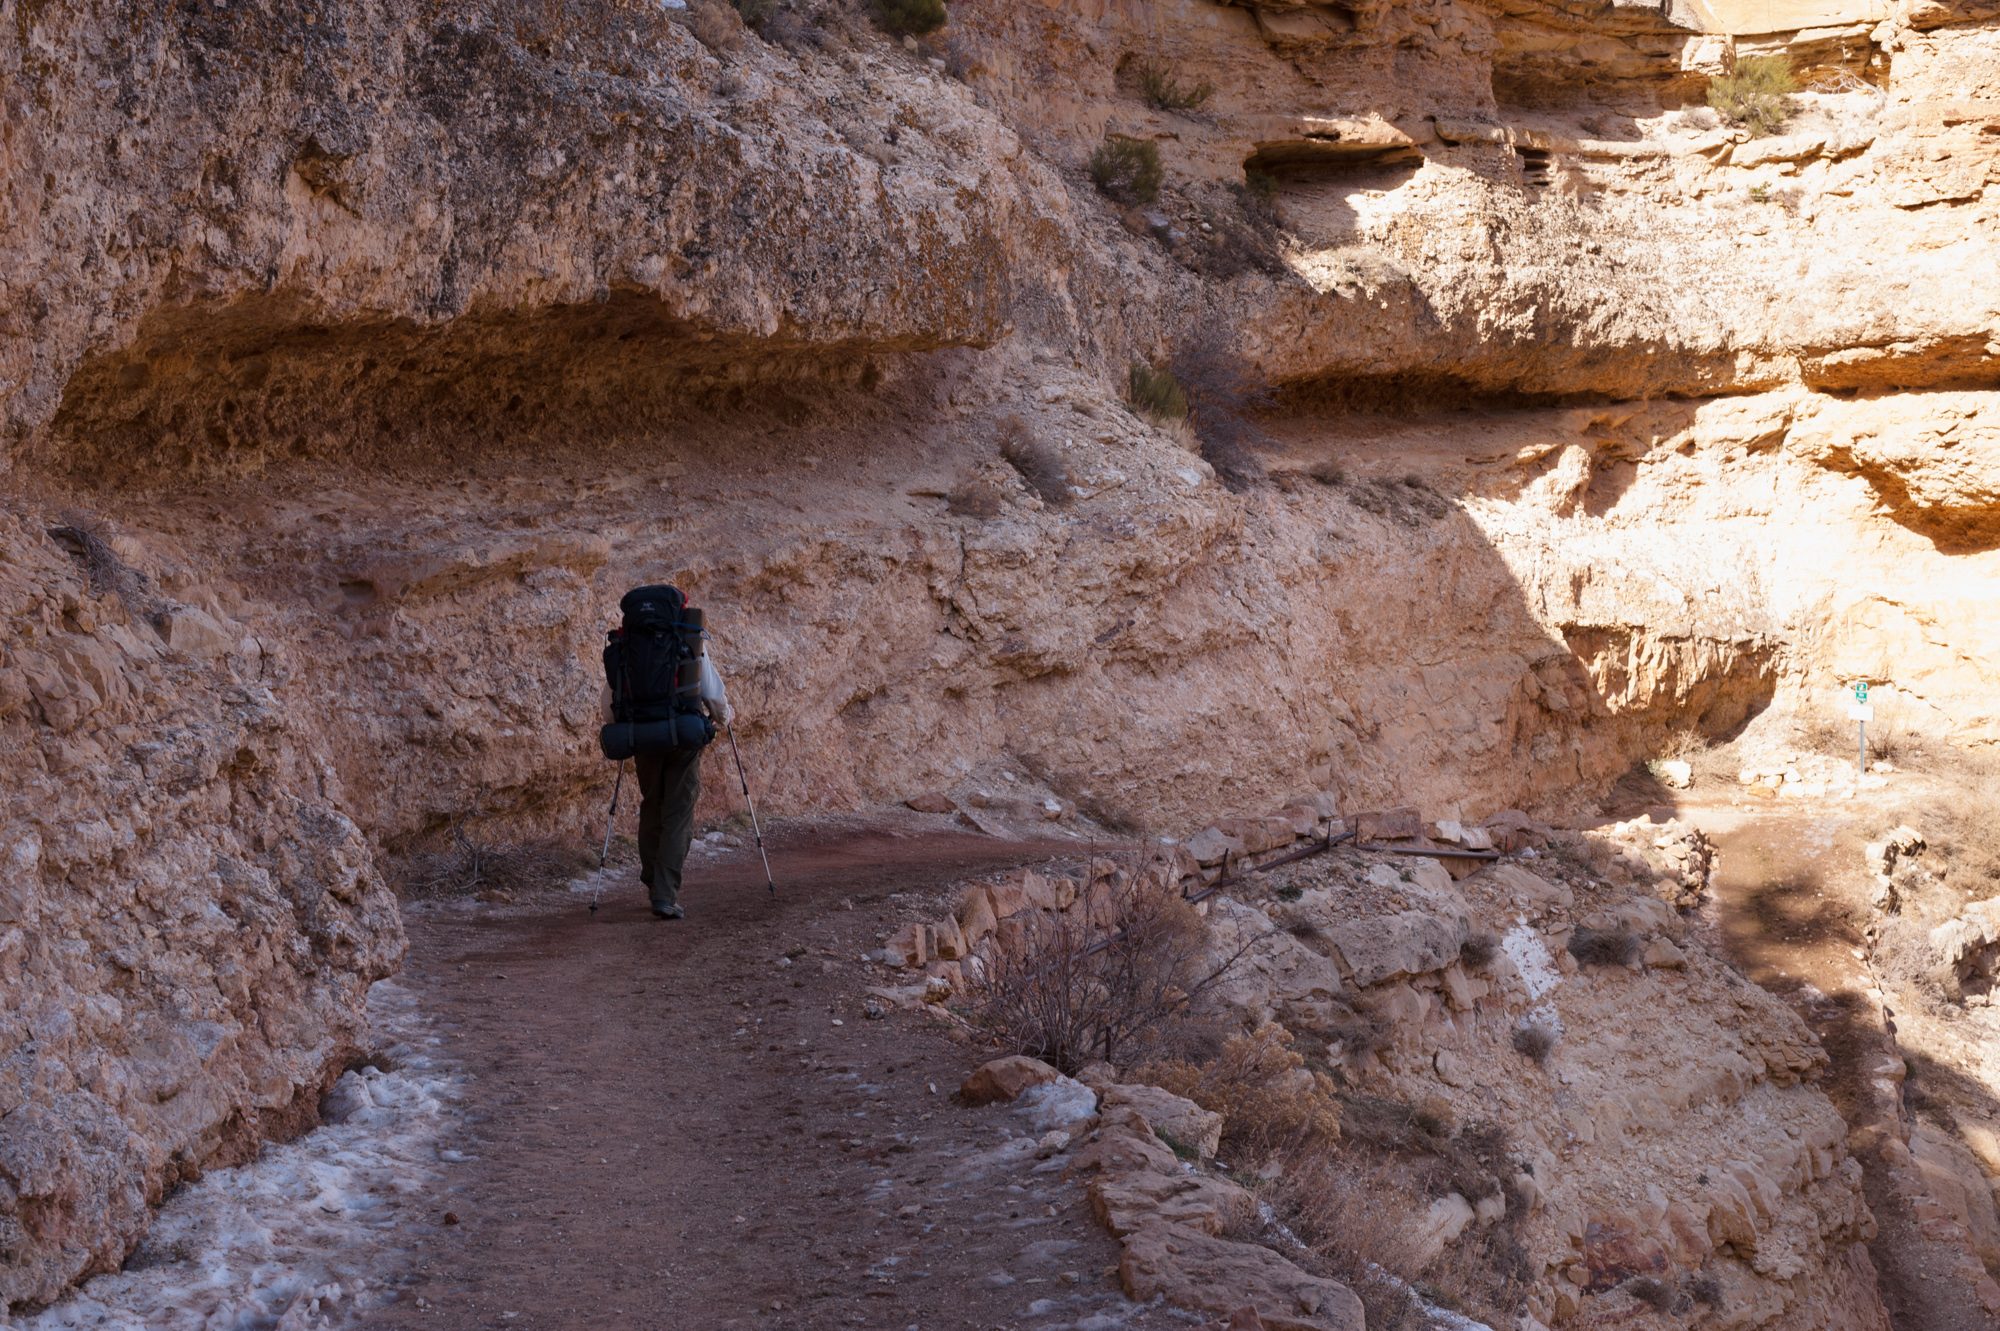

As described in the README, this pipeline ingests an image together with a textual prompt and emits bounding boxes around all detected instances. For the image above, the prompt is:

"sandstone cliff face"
[4,0,2000,1314]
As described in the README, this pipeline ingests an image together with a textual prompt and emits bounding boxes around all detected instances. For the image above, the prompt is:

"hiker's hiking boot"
[651,902,685,920]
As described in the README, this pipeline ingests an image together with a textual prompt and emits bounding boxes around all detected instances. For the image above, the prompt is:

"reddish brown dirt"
[369,818,1189,1331]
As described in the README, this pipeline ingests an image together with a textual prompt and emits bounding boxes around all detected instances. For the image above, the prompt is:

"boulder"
[1187,826,1246,868]
[1279,804,1321,838]
[960,1055,1061,1104]
[1090,1168,1258,1237]
[1102,1083,1224,1159]
[1118,1222,1365,1331]
[1325,910,1464,987]
[881,922,928,968]
[1218,815,1297,855]
[1354,807,1422,842]
[1203,897,1345,1028]
[1656,759,1693,789]
[954,886,998,946]
[1016,1076,1099,1132]
[1072,1105,1181,1178]
[904,791,957,814]
[1479,863,1574,913]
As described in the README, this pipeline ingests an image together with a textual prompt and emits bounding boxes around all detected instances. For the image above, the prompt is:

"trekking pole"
[725,724,776,896]
[592,761,625,914]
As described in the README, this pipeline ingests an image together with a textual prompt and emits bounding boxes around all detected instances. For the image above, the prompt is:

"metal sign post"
[1848,682,1873,781]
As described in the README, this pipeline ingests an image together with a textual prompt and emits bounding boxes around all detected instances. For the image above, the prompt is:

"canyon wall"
[4,0,1999,1314]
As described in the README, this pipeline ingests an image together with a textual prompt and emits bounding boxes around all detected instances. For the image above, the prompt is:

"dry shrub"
[1796,707,1856,757]
[46,513,159,617]
[873,0,947,35]
[1323,1001,1393,1059]
[1903,765,2000,895]
[1169,331,1273,492]
[1567,926,1640,967]
[1143,1024,1343,1164]
[1512,1020,1556,1064]
[945,472,1007,518]
[1686,1272,1725,1308]
[396,821,587,900]
[1134,58,1212,112]
[685,0,745,52]
[1708,56,1795,137]
[998,418,1073,508]
[1279,1159,1431,1330]
[1306,458,1347,486]
[967,873,1246,1073]
[763,7,817,49]
[1459,932,1497,969]
[1128,361,1188,422]
[1625,1275,1679,1313]
[1089,134,1163,204]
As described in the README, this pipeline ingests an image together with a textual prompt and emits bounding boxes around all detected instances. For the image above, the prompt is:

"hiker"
[598,584,732,920]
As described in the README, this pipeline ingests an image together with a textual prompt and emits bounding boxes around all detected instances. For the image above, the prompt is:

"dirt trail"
[368,818,1190,1331]
[1680,799,1998,1331]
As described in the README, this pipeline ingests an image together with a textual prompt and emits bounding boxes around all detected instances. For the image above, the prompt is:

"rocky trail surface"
[1663,787,2000,1331]
[372,818,1193,1331]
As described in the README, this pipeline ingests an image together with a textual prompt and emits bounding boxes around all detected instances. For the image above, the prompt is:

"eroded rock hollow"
[4,0,1999,1321]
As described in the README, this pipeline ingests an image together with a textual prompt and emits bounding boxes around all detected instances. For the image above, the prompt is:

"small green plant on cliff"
[1089,134,1163,204]
[1134,58,1213,112]
[1707,56,1796,137]
[1128,360,1188,422]
[873,0,947,37]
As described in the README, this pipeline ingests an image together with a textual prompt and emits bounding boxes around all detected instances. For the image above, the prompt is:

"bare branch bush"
[395,817,588,900]
[46,512,162,619]
[966,871,1249,1073]
[1169,330,1273,491]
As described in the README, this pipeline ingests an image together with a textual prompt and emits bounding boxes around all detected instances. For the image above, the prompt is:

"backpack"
[598,584,716,759]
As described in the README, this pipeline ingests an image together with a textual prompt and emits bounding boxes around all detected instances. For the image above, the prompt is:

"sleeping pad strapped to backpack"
[598,584,716,761]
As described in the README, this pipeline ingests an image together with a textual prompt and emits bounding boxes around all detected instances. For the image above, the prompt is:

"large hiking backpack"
[598,584,716,760]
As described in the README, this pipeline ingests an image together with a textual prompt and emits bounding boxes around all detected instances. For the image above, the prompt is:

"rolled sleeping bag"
[599,714,716,761]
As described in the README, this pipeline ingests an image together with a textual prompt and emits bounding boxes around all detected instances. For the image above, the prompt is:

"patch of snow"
[17,980,458,1331]
[1502,922,1561,1001]
[1014,1077,1098,1134]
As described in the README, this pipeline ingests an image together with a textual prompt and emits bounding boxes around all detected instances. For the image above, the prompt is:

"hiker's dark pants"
[635,747,702,909]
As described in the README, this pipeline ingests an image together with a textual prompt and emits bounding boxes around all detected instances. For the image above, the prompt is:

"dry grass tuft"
[47,512,160,617]
[685,0,746,52]
[1129,361,1189,422]
[1512,1020,1556,1064]
[945,473,1008,518]
[1459,931,1498,970]
[1133,58,1212,112]
[1144,1023,1343,1163]
[1625,1275,1679,1313]
[1344,474,1452,527]
[1567,926,1640,967]
[1278,1159,1431,1330]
